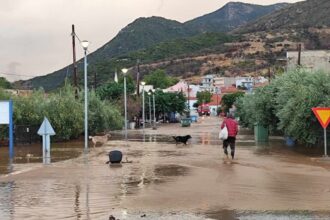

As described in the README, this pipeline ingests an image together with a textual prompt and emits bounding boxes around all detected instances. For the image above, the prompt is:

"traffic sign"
[38,117,55,164]
[312,107,330,129]
[38,117,55,136]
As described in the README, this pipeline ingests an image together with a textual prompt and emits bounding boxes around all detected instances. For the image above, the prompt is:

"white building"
[235,77,254,89]
[139,85,154,93]
[200,75,214,92]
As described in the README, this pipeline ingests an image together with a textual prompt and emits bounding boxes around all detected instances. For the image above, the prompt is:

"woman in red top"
[221,113,238,159]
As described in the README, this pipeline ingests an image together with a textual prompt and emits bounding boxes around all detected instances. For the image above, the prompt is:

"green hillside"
[93,16,194,62]
[13,2,293,91]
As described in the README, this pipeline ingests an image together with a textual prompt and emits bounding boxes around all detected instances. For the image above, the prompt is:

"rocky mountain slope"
[15,0,330,91]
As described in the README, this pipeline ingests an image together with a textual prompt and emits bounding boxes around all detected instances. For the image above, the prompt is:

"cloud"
[0,0,303,81]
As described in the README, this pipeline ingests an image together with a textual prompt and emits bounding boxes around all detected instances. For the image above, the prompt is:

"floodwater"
[1,117,330,220]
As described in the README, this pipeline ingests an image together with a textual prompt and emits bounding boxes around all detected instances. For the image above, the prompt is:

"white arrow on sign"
[37,117,55,164]
[38,117,55,136]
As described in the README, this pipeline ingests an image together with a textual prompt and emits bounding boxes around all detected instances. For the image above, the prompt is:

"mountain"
[14,2,290,91]
[185,2,288,33]
[16,16,193,91]
[235,0,330,33]
[93,16,193,61]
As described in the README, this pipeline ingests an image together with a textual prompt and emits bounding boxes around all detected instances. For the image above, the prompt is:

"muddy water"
[0,140,84,175]
[1,117,330,219]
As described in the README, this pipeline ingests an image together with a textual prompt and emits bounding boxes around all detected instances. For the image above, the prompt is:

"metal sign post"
[37,117,56,164]
[324,128,327,156]
[312,107,330,157]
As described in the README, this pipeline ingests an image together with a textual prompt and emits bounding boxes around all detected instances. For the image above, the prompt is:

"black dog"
[172,135,192,145]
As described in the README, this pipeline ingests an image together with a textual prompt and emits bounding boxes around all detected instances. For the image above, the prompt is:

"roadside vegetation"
[0,83,123,141]
[236,69,330,145]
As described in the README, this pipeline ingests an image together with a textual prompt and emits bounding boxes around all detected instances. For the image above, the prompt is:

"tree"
[118,95,142,121]
[144,69,178,89]
[221,92,244,113]
[196,91,212,105]
[96,75,135,101]
[154,91,186,118]
[0,77,12,89]
[236,68,330,145]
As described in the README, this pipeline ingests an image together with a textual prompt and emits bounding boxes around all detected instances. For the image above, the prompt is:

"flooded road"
[1,117,330,219]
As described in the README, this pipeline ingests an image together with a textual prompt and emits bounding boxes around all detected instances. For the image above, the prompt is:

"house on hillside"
[200,75,214,92]
[165,80,188,94]
[287,50,330,72]
[165,80,201,98]
[219,86,239,94]
[213,77,236,88]
[235,77,254,89]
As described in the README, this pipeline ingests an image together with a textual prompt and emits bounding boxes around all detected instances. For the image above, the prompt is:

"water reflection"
[254,142,271,155]
[74,185,81,219]
[0,141,85,175]
[0,181,15,220]
[201,132,211,145]
[86,184,90,220]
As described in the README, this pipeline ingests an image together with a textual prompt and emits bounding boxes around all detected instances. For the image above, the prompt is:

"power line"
[73,32,91,53]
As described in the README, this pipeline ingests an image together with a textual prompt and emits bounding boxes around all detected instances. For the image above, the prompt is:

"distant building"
[187,84,200,97]
[287,50,330,72]
[208,94,222,116]
[187,97,198,111]
[165,80,201,99]
[139,85,154,94]
[200,75,214,92]
[213,77,236,88]
[219,86,239,94]
[165,80,188,93]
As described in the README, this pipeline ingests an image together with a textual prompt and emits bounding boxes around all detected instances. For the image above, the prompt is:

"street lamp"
[187,83,190,118]
[148,92,152,125]
[81,40,89,151]
[122,68,128,141]
[152,89,156,130]
[141,81,146,132]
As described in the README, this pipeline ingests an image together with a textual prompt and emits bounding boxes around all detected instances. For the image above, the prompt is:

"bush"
[11,83,123,141]
[236,68,330,145]
[88,91,123,134]
[274,69,330,144]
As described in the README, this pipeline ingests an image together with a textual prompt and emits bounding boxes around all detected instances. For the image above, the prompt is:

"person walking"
[221,113,238,159]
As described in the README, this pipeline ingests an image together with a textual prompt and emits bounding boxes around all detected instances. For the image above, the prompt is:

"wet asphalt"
[1,116,330,220]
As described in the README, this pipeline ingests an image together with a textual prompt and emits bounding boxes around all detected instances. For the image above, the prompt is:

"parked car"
[197,104,210,116]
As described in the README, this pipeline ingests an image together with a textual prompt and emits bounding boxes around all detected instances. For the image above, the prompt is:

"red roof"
[220,86,238,93]
[208,94,222,106]
[254,82,269,88]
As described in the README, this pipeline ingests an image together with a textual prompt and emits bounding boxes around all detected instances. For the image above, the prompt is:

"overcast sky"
[0,0,302,81]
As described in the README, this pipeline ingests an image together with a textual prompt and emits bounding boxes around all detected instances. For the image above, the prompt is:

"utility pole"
[136,59,140,96]
[71,24,78,98]
[297,43,302,66]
